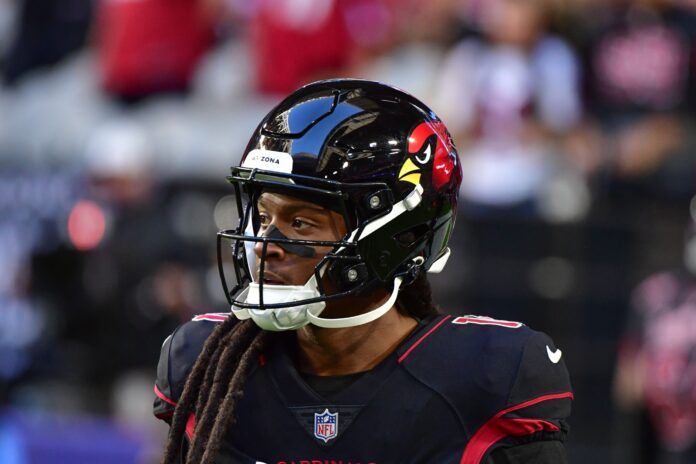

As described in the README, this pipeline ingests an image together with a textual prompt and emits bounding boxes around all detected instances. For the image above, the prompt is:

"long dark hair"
[161,272,438,463]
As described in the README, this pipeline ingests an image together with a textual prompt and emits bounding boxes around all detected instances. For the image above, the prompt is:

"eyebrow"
[257,196,329,215]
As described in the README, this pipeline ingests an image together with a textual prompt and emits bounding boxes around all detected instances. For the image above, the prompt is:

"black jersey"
[154,314,572,464]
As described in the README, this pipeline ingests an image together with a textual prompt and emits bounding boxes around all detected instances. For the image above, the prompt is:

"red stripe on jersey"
[192,313,229,322]
[185,414,196,440]
[154,384,178,406]
[452,316,522,328]
[398,315,452,364]
[460,391,574,464]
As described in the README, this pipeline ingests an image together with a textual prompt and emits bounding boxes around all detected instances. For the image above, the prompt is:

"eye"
[291,218,313,230]
[415,144,431,164]
[258,213,270,227]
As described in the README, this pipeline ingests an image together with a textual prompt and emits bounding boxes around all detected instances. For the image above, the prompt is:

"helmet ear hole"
[394,223,430,248]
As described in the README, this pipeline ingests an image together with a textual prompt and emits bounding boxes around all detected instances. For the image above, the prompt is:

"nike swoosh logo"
[546,345,562,364]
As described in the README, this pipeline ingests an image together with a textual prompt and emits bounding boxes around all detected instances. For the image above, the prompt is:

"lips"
[258,271,287,285]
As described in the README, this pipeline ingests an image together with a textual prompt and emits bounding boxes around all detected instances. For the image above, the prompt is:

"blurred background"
[0,0,695,462]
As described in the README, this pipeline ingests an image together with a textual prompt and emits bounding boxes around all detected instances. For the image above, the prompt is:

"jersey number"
[452,315,523,328]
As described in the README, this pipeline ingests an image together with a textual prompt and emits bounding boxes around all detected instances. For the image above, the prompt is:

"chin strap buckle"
[401,255,425,286]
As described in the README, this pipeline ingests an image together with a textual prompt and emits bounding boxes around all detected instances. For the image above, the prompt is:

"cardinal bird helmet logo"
[399,121,457,191]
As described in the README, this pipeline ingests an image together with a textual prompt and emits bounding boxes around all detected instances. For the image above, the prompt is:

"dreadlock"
[161,272,437,463]
[161,318,268,464]
[396,270,440,319]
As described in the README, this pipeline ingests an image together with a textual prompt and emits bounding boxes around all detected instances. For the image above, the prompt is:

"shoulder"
[398,314,533,372]
[398,314,572,426]
[398,315,535,390]
[153,312,231,419]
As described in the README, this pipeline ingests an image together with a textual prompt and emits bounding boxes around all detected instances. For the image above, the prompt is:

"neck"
[294,306,419,376]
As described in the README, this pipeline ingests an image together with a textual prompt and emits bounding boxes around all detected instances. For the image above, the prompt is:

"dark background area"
[1,0,695,462]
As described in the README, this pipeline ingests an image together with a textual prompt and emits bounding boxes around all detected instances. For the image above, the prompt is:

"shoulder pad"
[153,313,231,420]
[398,315,572,429]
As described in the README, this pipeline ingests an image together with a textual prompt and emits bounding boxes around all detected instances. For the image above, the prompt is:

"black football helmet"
[217,79,461,330]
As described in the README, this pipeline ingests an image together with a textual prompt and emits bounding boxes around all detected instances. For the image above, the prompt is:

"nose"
[254,227,286,260]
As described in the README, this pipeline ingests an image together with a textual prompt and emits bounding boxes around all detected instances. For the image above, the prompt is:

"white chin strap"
[306,276,403,328]
[232,275,404,331]
[231,275,325,331]
[231,185,430,331]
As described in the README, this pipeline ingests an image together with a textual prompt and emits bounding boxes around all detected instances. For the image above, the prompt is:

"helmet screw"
[369,195,381,209]
[347,268,359,282]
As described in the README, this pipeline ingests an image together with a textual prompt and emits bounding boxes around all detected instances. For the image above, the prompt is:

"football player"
[153,79,573,463]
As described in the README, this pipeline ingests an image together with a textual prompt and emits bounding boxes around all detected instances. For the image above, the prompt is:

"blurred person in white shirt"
[434,0,584,219]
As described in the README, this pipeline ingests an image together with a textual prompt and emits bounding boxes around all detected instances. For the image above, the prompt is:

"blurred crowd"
[0,0,695,462]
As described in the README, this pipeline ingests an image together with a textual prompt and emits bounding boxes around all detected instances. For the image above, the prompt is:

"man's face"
[254,192,347,286]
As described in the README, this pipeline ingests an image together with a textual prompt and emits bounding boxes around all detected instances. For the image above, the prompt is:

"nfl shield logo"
[313,409,338,443]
